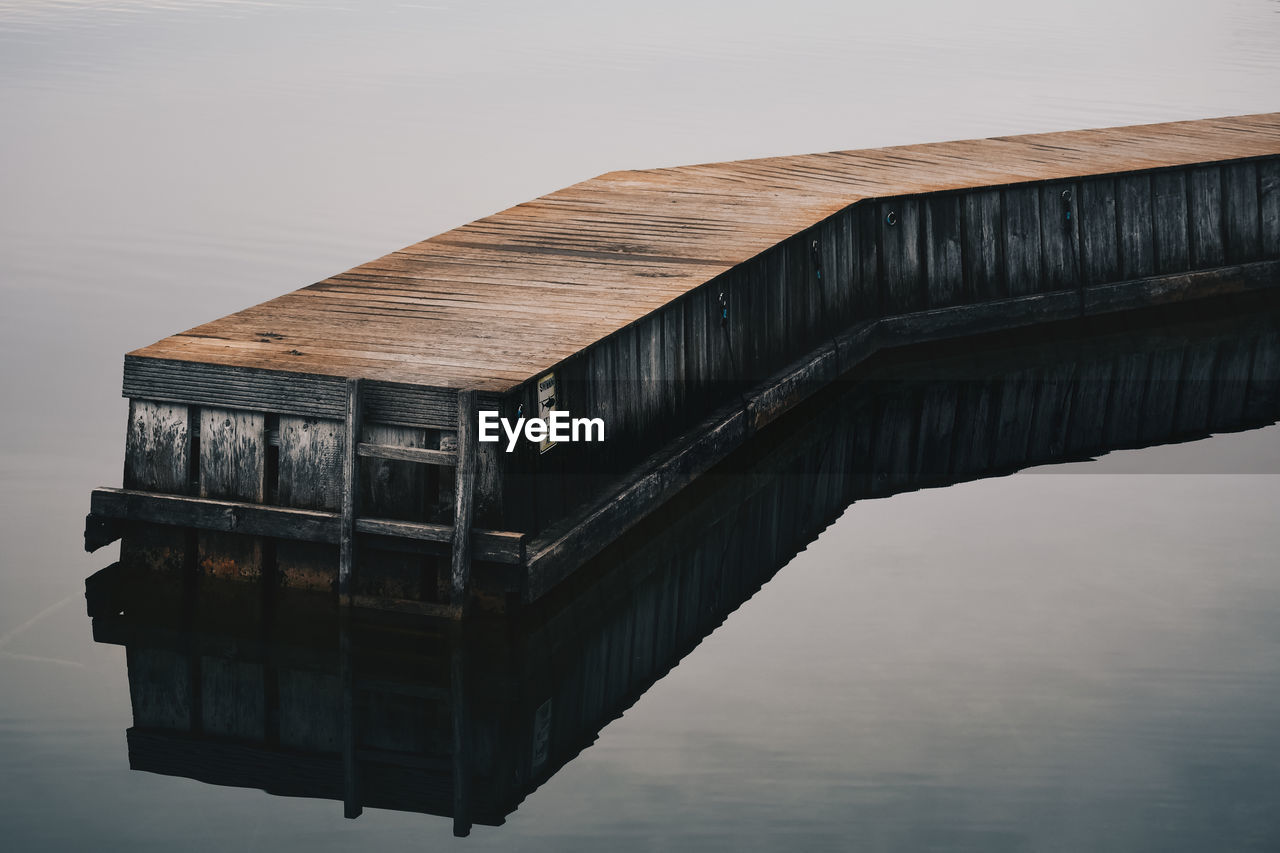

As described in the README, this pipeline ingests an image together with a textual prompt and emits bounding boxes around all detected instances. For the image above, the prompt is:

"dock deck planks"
[129,113,1280,394]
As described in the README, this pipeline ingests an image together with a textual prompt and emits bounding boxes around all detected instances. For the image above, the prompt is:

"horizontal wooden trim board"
[86,488,525,565]
[356,443,457,466]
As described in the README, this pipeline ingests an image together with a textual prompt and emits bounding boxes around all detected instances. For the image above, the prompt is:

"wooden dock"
[84,291,1280,833]
[86,113,1280,616]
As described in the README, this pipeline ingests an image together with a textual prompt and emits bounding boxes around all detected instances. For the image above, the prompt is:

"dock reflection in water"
[85,295,1280,837]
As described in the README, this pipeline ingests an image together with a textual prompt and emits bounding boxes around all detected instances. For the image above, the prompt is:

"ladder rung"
[356,442,457,466]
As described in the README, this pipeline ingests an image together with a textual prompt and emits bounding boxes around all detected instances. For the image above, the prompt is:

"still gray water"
[3,1,1280,850]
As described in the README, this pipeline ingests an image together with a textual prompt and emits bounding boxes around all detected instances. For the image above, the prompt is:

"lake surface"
[3,1,1280,849]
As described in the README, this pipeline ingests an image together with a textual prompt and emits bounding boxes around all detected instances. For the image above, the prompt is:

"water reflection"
[84,295,1280,837]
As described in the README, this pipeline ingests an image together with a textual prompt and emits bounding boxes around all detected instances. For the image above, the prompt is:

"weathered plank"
[1116,174,1155,280]
[1035,181,1078,293]
[276,415,343,592]
[854,201,880,317]
[199,408,266,501]
[1188,165,1225,269]
[1151,170,1191,274]
[279,417,344,510]
[125,400,191,493]
[962,189,1003,301]
[357,443,455,466]
[198,407,265,580]
[1262,159,1280,259]
[1079,177,1119,284]
[121,400,192,577]
[880,198,924,314]
[1223,161,1261,264]
[1002,186,1042,297]
[924,194,964,307]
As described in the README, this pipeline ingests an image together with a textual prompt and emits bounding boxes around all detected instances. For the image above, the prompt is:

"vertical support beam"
[451,390,478,611]
[339,379,362,606]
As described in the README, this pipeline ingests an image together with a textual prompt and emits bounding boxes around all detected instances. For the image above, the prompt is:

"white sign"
[537,371,557,453]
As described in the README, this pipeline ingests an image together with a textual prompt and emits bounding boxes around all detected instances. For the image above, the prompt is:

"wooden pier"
[85,113,1280,615]
[84,291,1280,833]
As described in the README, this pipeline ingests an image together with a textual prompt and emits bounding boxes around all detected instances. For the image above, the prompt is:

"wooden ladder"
[339,380,478,617]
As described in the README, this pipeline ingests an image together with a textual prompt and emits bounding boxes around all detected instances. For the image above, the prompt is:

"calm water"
[3,1,1280,849]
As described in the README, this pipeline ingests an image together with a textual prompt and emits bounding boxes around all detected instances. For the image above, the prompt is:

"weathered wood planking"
[198,408,265,580]
[98,114,1280,593]
[125,114,1280,397]
[276,416,343,592]
[121,400,191,576]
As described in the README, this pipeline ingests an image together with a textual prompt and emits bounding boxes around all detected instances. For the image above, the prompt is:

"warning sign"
[537,371,557,453]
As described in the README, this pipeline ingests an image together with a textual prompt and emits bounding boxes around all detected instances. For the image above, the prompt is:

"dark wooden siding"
[504,156,1280,536]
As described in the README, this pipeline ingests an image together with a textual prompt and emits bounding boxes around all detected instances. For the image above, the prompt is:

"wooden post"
[450,390,477,610]
[339,379,362,606]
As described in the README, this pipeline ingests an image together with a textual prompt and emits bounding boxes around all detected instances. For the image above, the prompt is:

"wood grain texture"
[962,189,1004,301]
[122,115,1280,395]
[1223,161,1261,263]
[199,408,266,501]
[124,400,190,492]
[1079,177,1119,284]
[120,401,195,579]
[1189,166,1225,269]
[1262,159,1280,259]
[197,407,265,580]
[276,415,343,592]
[1152,170,1190,274]
[1002,186,1042,296]
[1116,174,1155,280]
[279,417,344,511]
[1038,181,1079,291]
[880,198,924,314]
